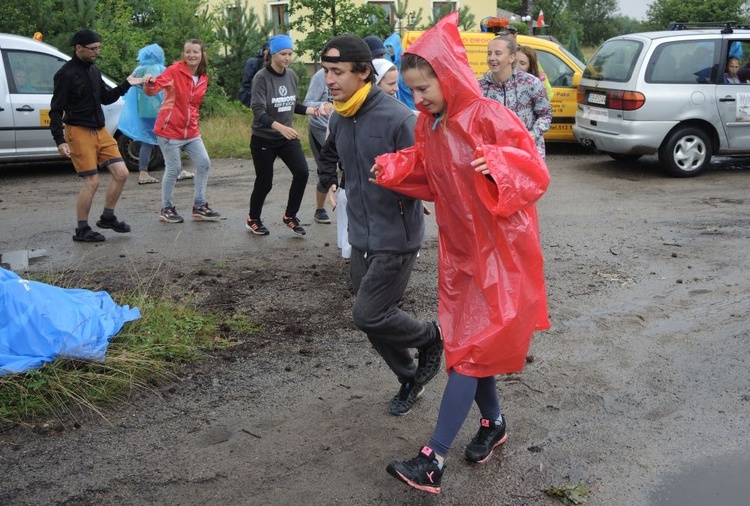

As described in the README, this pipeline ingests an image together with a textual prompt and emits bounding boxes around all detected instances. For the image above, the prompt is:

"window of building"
[269,2,289,34]
[432,1,456,21]
[369,2,395,25]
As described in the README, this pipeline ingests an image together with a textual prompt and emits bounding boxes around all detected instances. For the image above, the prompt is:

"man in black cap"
[50,29,150,242]
[238,41,270,107]
[317,34,443,417]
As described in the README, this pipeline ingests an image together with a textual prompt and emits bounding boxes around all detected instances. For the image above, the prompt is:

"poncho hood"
[403,12,480,118]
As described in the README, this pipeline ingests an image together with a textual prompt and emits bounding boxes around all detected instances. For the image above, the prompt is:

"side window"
[646,40,719,84]
[725,40,750,83]
[536,50,575,87]
[5,50,64,94]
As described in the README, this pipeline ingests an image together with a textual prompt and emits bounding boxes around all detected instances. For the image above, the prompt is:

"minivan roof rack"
[667,21,735,33]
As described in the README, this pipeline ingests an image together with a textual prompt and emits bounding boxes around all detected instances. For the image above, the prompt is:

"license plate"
[40,109,51,126]
[588,93,606,106]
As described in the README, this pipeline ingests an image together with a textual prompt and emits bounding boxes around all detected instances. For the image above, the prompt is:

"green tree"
[566,28,585,62]
[457,5,476,31]
[645,0,746,30]
[210,0,273,99]
[569,0,618,46]
[287,0,393,63]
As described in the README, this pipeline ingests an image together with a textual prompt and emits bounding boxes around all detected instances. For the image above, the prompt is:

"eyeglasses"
[83,44,102,52]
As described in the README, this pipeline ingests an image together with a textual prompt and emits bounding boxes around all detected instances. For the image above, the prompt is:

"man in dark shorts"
[50,29,150,242]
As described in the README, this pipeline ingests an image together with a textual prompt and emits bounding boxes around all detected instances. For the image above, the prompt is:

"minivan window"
[3,50,64,94]
[583,39,643,82]
[645,40,719,84]
[537,50,576,87]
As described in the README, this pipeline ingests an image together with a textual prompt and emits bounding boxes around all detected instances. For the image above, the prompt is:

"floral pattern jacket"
[478,69,552,157]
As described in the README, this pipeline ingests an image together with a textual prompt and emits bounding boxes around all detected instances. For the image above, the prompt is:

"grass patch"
[0,291,256,425]
[200,106,312,158]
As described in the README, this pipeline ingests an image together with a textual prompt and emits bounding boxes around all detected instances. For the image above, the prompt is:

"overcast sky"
[618,0,649,20]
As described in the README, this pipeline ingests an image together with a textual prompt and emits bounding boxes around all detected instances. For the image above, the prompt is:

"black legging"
[249,134,309,220]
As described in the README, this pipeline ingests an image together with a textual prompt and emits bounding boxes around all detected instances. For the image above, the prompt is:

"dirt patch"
[1,151,749,505]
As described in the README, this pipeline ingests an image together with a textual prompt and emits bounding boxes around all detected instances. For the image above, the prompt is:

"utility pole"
[523,0,534,33]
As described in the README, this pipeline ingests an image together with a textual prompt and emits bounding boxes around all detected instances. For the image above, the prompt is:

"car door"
[2,48,65,159]
[716,38,750,151]
[535,49,582,142]
[0,62,14,158]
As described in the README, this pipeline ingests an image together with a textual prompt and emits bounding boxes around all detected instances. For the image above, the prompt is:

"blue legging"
[428,371,501,458]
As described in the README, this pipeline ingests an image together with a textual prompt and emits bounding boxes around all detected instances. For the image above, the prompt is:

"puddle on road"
[651,454,750,506]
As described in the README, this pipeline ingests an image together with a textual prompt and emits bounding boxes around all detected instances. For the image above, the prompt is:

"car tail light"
[577,88,586,104]
[608,90,645,110]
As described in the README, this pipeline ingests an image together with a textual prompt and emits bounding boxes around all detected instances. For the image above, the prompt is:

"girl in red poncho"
[373,13,550,495]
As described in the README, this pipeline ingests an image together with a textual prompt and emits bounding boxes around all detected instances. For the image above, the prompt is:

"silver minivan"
[574,24,750,176]
[0,33,160,170]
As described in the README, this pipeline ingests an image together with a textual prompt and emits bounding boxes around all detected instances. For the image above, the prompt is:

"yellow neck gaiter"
[334,83,372,117]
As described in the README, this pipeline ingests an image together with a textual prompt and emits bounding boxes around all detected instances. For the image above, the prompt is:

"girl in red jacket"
[373,13,550,495]
[145,39,220,223]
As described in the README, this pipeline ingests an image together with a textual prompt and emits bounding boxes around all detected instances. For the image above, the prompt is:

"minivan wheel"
[608,153,643,162]
[658,127,712,177]
[116,133,165,172]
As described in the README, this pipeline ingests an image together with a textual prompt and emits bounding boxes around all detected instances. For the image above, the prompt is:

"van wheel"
[608,153,643,162]
[658,127,711,177]
[116,133,165,172]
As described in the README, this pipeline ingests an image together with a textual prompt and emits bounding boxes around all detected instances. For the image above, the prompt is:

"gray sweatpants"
[350,247,438,383]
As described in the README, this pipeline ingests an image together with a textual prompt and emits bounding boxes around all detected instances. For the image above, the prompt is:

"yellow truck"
[402,30,584,142]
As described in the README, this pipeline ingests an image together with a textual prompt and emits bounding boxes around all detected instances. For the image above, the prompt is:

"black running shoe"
[282,215,306,235]
[414,321,443,386]
[96,214,131,233]
[246,218,269,235]
[386,446,444,495]
[464,417,508,463]
[72,226,105,242]
[389,380,424,416]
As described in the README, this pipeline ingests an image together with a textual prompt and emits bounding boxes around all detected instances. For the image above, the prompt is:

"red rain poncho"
[375,13,550,377]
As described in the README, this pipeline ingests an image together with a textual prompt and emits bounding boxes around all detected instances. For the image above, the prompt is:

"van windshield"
[583,39,643,82]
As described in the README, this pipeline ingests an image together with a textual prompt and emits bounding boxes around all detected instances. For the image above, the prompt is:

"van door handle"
[719,96,736,102]
[16,105,35,111]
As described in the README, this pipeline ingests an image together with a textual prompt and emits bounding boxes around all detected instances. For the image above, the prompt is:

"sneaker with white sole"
[192,203,221,221]
[159,206,184,223]
[282,215,306,235]
[246,218,269,235]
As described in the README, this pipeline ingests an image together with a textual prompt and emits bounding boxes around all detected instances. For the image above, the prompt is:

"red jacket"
[375,13,550,377]
[144,60,207,140]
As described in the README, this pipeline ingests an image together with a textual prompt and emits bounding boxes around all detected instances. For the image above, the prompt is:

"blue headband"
[269,35,293,55]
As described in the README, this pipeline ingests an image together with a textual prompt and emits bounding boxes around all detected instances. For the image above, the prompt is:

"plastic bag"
[0,268,141,375]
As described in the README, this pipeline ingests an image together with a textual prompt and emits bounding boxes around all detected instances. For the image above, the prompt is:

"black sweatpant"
[249,134,309,220]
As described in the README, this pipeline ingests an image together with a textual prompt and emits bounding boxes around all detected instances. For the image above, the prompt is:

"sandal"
[96,215,131,233]
[73,226,105,242]
[138,175,160,184]
[177,170,194,180]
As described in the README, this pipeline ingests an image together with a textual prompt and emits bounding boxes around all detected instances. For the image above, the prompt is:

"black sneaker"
[72,226,105,242]
[246,218,269,235]
[386,446,444,495]
[159,206,184,223]
[192,203,221,221]
[414,321,443,386]
[314,208,331,224]
[282,215,306,236]
[96,214,131,233]
[389,380,424,416]
[464,417,508,463]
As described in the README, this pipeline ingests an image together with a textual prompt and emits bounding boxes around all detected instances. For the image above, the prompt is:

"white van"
[0,33,158,170]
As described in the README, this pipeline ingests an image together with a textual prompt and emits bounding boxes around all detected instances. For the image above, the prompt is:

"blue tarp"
[0,268,141,375]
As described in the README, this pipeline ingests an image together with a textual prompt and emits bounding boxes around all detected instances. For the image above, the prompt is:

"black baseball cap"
[321,35,372,63]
